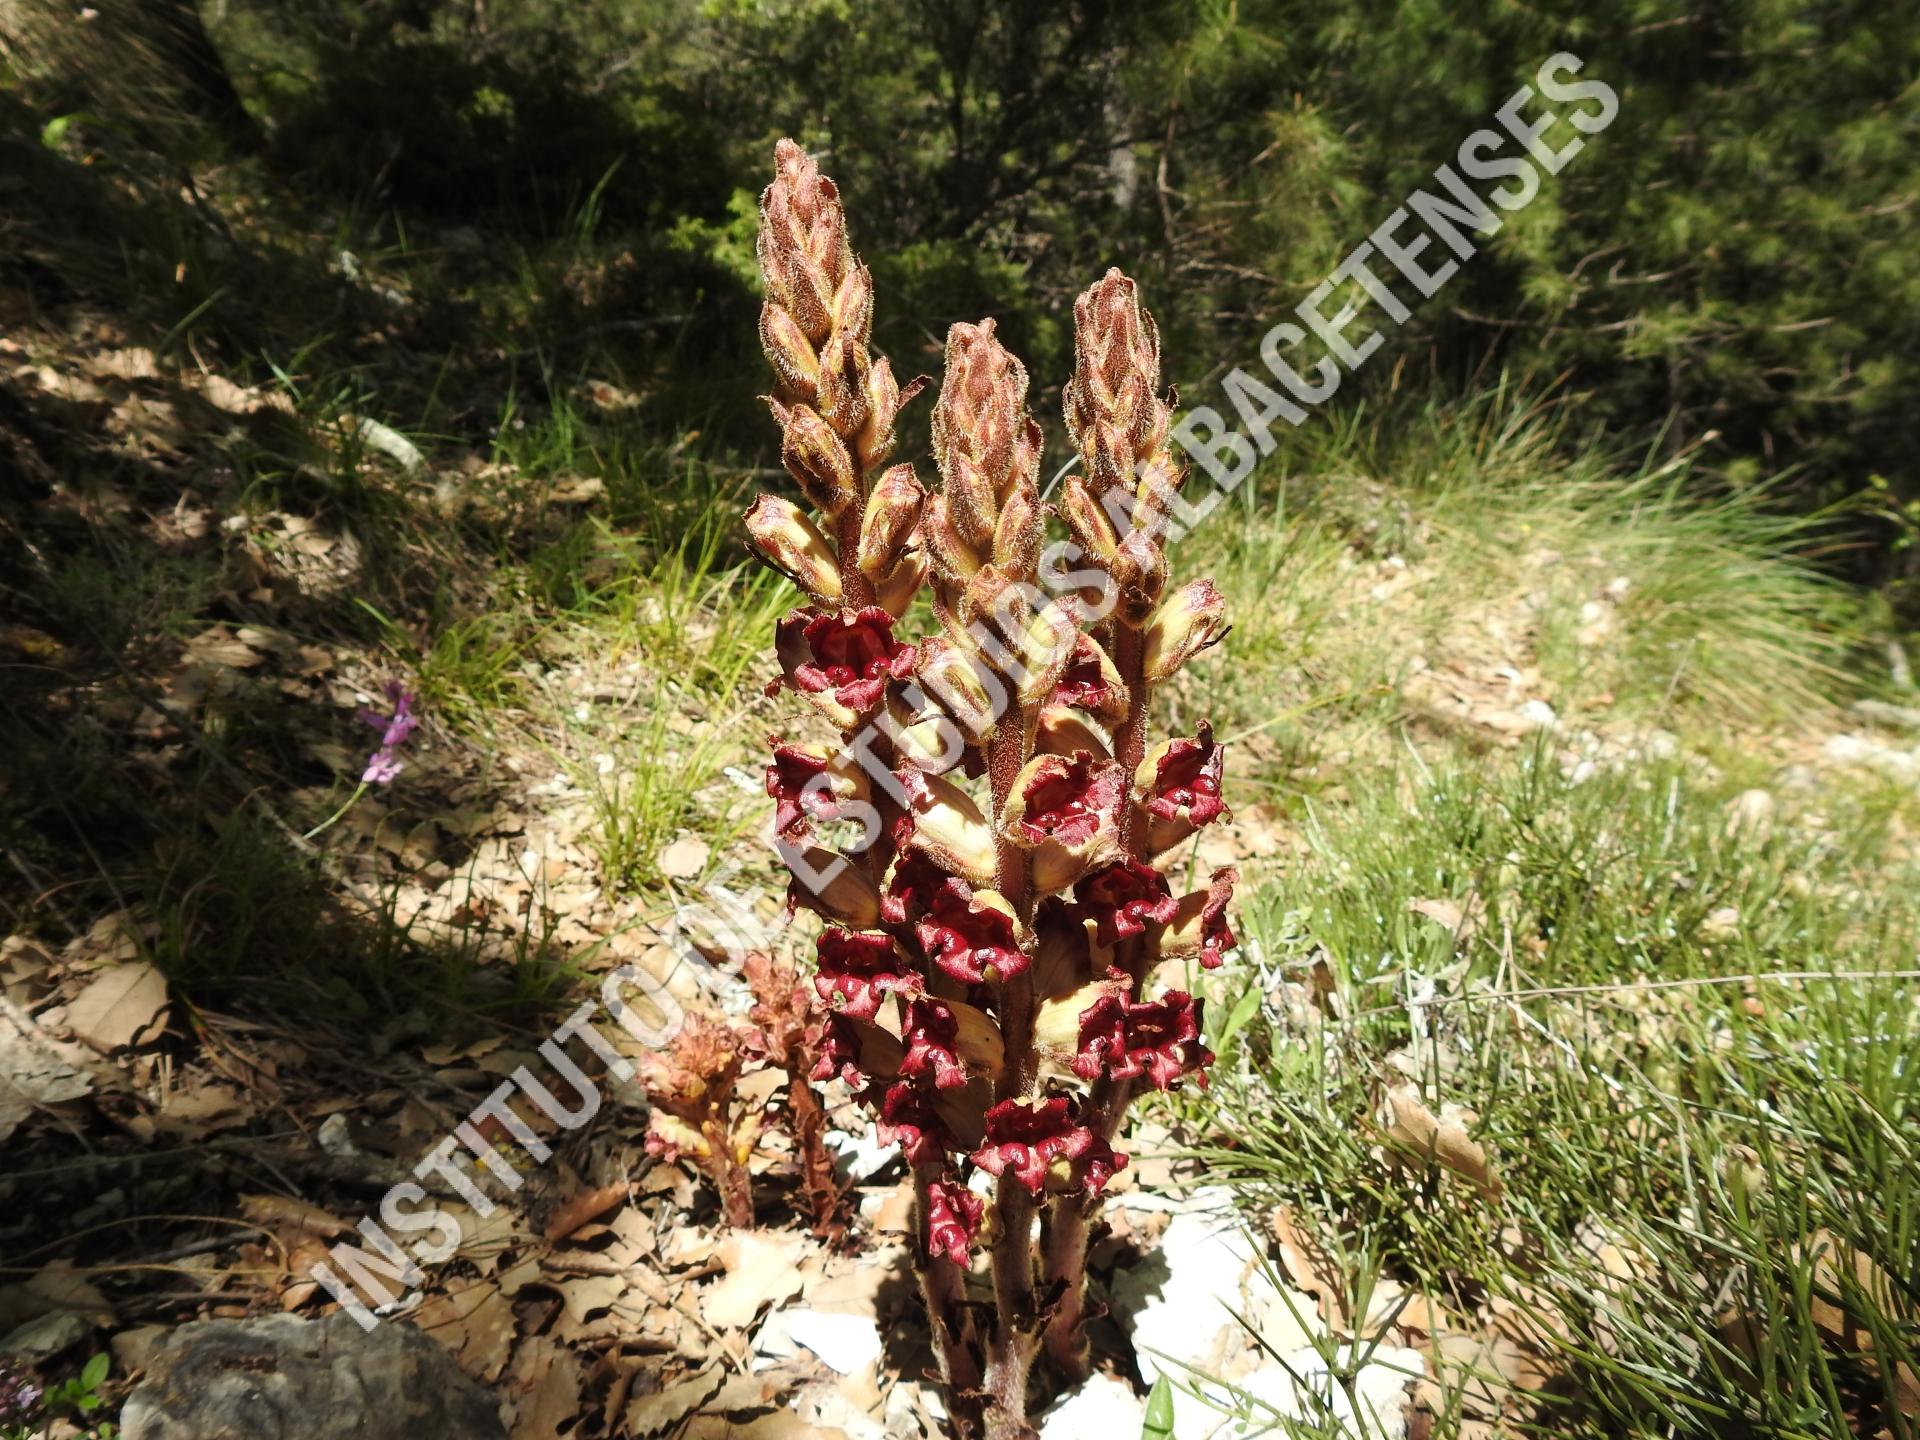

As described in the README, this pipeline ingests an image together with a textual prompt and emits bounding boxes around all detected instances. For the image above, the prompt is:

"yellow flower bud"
[1143,578,1229,681]
[857,465,927,580]
[759,302,820,405]
[744,493,842,604]
[774,400,859,518]
[897,771,999,887]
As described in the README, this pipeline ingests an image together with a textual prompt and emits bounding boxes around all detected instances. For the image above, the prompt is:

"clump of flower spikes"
[744,139,1236,1440]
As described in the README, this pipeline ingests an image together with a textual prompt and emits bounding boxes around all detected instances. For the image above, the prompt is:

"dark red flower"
[1142,723,1228,828]
[1189,868,1237,970]
[873,1078,955,1165]
[925,1176,984,1265]
[1006,752,1122,849]
[882,852,953,927]
[775,605,916,720]
[1072,861,1179,947]
[915,879,1027,985]
[814,928,923,1020]
[1050,634,1127,722]
[765,740,865,837]
[970,1096,1125,1196]
[1072,990,1213,1090]
[899,999,969,1090]
[811,1011,869,1086]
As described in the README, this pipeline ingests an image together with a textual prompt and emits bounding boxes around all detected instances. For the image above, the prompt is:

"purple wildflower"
[358,680,419,785]
[0,1363,41,1426]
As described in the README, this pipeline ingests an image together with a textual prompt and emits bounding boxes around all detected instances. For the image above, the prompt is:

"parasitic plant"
[745,140,1236,1438]
[635,951,844,1235]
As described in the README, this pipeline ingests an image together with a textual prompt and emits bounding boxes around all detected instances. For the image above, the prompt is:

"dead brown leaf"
[1408,895,1485,946]
[507,1337,585,1440]
[1798,1230,1920,1413]
[542,1180,629,1242]
[1268,1204,1349,1329]
[0,999,95,1140]
[658,836,711,881]
[1384,1083,1502,1201]
[238,1193,351,1240]
[415,1278,515,1383]
[701,1230,810,1330]
[626,1369,723,1437]
[64,961,170,1053]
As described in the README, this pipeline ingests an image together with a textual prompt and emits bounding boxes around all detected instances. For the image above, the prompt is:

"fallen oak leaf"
[1267,1203,1349,1330]
[701,1231,809,1330]
[507,1338,585,1440]
[238,1193,351,1241]
[1408,895,1483,947]
[542,1180,629,1242]
[64,961,170,1053]
[1384,1083,1502,1201]
[626,1369,724,1437]
[1797,1229,1920,1412]
[0,999,95,1141]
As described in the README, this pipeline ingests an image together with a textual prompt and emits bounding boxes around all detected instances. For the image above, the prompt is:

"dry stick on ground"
[744,143,1238,1438]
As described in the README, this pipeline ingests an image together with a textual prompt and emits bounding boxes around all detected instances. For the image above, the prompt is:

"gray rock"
[119,1313,505,1440]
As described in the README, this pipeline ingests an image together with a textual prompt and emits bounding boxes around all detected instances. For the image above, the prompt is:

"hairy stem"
[983,703,1039,1435]
[1111,620,1151,851]
[788,1072,840,1235]
[914,1162,984,1434]
[834,505,877,611]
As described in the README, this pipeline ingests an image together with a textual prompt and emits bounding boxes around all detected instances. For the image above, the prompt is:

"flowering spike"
[358,680,419,786]
[750,157,1234,1432]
